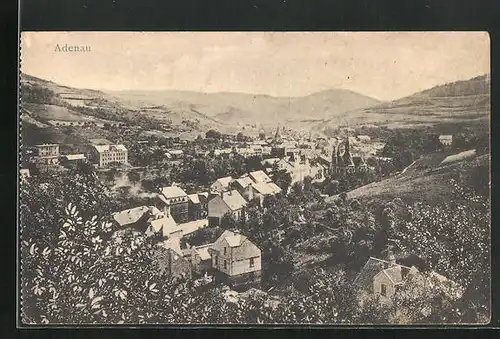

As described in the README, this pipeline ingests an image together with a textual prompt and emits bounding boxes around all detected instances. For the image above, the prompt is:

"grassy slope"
[341,152,490,205]
[312,74,490,132]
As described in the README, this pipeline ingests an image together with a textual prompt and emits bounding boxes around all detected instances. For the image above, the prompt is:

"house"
[34,144,60,165]
[198,192,209,215]
[60,154,87,168]
[177,219,209,237]
[251,182,282,204]
[248,170,273,184]
[187,193,203,220]
[439,135,453,146]
[169,150,184,159]
[356,135,371,143]
[210,176,234,195]
[232,176,255,201]
[207,190,247,226]
[112,206,162,232]
[262,146,272,156]
[354,252,463,303]
[183,243,214,275]
[158,185,189,223]
[148,213,179,238]
[208,230,262,288]
[35,144,60,157]
[157,237,192,278]
[20,168,31,182]
[354,253,415,301]
[89,144,128,168]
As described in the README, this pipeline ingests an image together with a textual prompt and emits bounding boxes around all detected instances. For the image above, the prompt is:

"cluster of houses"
[109,169,281,290]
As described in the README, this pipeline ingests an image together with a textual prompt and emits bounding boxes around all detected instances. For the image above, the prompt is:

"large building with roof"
[158,185,189,223]
[89,144,128,168]
[34,144,60,165]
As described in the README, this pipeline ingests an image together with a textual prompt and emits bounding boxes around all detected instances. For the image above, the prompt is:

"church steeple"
[274,124,281,141]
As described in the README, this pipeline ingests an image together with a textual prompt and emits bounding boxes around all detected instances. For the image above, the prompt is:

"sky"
[21,32,490,101]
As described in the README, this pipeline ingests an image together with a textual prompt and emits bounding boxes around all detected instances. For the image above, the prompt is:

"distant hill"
[312,74,490,133]
[20,73,381,137]
[105,88,380,129]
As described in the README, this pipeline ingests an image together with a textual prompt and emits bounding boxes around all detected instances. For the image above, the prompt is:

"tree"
[272,169,292,194]
[236,132,246,142]
[205,129,222,140]
[220,212,238,230]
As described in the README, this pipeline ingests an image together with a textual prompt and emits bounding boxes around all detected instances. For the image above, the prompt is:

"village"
[20,123,468,309]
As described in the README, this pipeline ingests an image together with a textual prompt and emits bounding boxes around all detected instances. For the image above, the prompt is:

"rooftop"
[252,182,281,195]
[220,230,248,247]
[187,193,200,204]
[212,176,234,189]
[235,176,254,188]
[113,206,150,227]
[161,186,188,199]
[193,243,214,260]
[221,190,247,211]
[93,144,127,153]
[63,154,86,161]
[249,170,273,184]
[149,214,178,236]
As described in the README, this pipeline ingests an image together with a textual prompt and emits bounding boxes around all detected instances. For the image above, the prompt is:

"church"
[330,136,369,175]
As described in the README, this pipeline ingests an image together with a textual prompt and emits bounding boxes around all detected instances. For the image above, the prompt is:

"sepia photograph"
[19,31,491,325]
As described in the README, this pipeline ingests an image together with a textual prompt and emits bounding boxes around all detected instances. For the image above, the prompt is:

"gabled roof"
[219,230,248,247]
[188,193,200,204]
[380,265,408,285]
[252,182,281,195]
[113,206,150,227]
[160,237,182,256]
[198,192,209,199]
[355,256,412,291]
[268,182,282,194]
[439,134,453,139]
[161,186,188,199]
[354,257,389,290]
[221,190,248,211]
[149,214,178,236]
[212,176,234,190]
[235,176,254,188]
[177,219,208,236]
[249,170,272,184]
[193,243,214,260]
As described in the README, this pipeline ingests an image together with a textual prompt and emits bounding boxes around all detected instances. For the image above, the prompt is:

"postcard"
[19,31,491,325]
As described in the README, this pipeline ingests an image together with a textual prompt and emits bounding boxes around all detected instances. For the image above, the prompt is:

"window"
[224,260,227,269]
[381,283,387,297]
[215,256,218,266]
[249,257,255,268]
[224,247,227,255]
